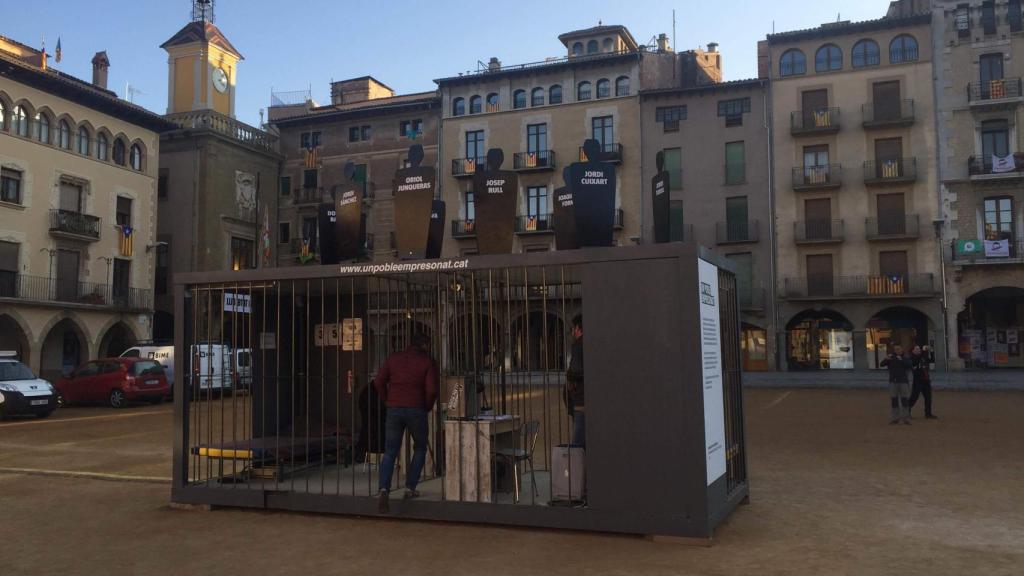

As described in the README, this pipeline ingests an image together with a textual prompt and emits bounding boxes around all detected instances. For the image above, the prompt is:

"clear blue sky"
[10,0,893,126]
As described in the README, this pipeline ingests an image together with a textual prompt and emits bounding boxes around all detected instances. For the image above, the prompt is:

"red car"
[56,358,170,408]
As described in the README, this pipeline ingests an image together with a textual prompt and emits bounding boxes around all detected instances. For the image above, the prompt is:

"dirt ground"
[1,388,1022,576]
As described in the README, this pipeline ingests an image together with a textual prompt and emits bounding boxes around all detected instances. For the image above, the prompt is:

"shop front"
[958,286,1024,369]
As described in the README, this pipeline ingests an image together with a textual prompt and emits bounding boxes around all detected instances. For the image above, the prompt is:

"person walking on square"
[881,344,912,425]
[909,345,937,420]
[374,333,439,514]
[566,314,585,447]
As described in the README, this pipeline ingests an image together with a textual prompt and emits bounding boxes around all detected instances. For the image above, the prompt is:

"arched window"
[852,39,880,68]
[130,144,143,171]
[13,105,28,136]
[889,34,918,63]
[452,97,465,116]
[603,38,614,52]
[469,95,482,114]
[112,139,126,166]
[0,101,5,132]
[485,93,499,112]
[587,40,599,54]
[815,44,842,72]
[577,81,592,101]
[549,85,563,104]
[780,49,806,77]
[58,120,71,149]
[77,126,90,155]
[513,89,527,109]
[596,78,611,98]
[572,42,583,56]
[531,87,544,107]
[97,133,109,160]
[615,76,630,96]
[35,113,50,143]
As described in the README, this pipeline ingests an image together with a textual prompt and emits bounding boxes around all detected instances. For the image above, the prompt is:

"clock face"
[212,68,228,93]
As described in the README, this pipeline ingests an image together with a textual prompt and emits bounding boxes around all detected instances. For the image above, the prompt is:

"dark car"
[56,358,170,409]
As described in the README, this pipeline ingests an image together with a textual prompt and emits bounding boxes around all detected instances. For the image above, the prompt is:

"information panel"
[698,258,726,486]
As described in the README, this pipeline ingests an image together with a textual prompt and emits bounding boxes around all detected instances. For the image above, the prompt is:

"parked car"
[56,358,170,409]
[120,344,174,386]
[0,352,58,419]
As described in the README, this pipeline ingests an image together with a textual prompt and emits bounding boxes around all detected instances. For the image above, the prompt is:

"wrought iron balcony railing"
[793,220,844,244]
[452,157,485,178]
[0,273,151,311]
[451,219,477,238]
[967,78,1023,103]
[515,214,554,234]
[790,107,841,135]
[863,157,917,185]
[513,150,556,171]
[783,273,937,299]
[792,164,842,191]
[866,214,920,240]
[578,143,623,164]
[715,220,759,244]
[49,209,101,240]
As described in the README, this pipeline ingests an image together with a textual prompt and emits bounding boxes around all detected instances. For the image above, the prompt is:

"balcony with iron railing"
[863,157,917,185]
[968,155,1024,180]
[578,143,623,164]
[293,187,325,205]
[166,109,278,153]
[0,273,151,311]
[967,78,1023,106]
[49,209,101,241]
[513,150,556,172]
[951,238,1024,264]
[451,219,477,239]
[866,214,920,241]
[515,214,554,235]
[792,164,842,191]
[715,219,759,244]
[862,99,915,129]
[452,157,485,178]
[793,220,844,245]
[790,107,841,135]
[783,273,938,300]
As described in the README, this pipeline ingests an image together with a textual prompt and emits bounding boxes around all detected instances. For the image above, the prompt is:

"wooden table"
[443,415,521,502]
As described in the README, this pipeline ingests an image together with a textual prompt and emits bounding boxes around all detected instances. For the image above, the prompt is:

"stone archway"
[510,310,566,372]
[865,306,932,370]
[98,320,138,358]
[958,286,1024,369]
[39,317,87,383]
[785,308,854,371]
[0,313,31,361]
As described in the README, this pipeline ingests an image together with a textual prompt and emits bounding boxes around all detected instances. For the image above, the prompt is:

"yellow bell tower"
[161,0,242,117]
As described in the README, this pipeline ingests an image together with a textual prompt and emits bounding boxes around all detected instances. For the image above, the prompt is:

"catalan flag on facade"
[118,225,133,257]
[526,152,537,168]
[463,158,476,174]
[304,145,319,169]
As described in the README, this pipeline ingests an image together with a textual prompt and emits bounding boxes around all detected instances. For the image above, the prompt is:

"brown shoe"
[378,490,390,514]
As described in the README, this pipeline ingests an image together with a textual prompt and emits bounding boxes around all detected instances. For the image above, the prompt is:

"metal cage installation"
[172,244,748,539]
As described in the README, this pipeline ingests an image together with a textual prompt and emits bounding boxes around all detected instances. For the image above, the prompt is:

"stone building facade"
[0,36,173,381]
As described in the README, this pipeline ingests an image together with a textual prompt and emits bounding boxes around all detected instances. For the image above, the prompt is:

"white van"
[189,343,252,392]
[120,345,175,385]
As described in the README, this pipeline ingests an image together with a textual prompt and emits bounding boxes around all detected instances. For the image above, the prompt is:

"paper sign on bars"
[314,319,363,350]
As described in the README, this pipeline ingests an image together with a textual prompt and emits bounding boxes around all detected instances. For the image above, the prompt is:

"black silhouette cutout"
[567,138,616,247]
[553,165,579,250]
[393,144,437,259]
[472,147,518,254]
[319,161,366,264]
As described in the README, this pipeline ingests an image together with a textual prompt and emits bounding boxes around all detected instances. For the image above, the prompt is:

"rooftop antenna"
[672,10,676,56]
[192,0,215,23]
[126,83,146,103]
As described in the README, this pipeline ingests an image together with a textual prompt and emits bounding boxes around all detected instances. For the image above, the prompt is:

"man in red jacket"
[374,333,439,513]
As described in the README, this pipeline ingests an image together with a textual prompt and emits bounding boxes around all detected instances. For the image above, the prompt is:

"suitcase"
[551,444,585,502]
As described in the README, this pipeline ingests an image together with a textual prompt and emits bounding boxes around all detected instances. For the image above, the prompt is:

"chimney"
[657,33,671,52]
[488,57,501,71]
[707,42,719,53]
[91,51,110,90]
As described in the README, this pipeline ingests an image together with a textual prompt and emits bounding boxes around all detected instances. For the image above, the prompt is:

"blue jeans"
[572,410,586,448]
[378,407,428,492]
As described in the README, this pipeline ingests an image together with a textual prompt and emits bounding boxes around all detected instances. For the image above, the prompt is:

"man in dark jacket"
[374,333,439,513]
[566,314,585,447]
[880,344,912,425]
[909,345,937,419]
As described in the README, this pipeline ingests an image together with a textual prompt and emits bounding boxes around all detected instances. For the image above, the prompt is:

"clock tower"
[161,0,242,117]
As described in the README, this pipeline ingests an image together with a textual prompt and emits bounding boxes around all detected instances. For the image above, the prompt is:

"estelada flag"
[304,146,318,169]
[55,37,62,64]
[119,225,133,257]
